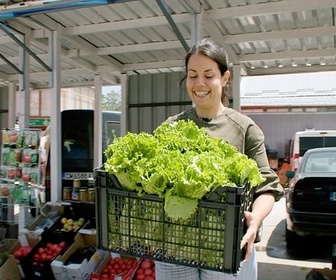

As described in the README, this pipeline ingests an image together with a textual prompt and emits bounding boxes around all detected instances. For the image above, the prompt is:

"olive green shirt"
[166,107,284,201]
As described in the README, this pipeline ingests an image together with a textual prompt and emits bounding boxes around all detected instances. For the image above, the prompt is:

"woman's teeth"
[194,91,209,97]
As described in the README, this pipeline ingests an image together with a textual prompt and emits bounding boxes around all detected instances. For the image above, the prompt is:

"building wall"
[247,112,336,158]
[127,72,192,133]
[0,87,8,129]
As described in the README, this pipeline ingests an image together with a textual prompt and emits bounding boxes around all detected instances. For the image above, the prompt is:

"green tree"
[102,89,121,111]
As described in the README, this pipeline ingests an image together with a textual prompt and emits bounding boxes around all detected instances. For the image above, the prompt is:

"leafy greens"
[104,120,265,220]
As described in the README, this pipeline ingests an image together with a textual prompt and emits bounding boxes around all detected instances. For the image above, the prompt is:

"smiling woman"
[156,38,284,280]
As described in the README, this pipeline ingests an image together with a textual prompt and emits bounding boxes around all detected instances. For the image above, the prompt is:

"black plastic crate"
[20,231,71,280]
[95,170,253,274]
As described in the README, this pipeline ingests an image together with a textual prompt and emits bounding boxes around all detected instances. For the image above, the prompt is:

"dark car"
[285,147,336,249]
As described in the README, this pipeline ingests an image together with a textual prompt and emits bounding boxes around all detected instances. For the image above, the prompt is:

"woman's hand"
[240,192,276,260]
[241,211,260,260]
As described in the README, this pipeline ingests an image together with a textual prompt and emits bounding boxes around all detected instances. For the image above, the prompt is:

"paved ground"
[255,196,333,280]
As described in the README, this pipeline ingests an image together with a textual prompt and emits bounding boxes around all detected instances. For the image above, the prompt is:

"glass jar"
[71,187,79,201]
[88,188,95,202]
[63,187,72,200]
[73,179,81,188]
[79,188,88,202]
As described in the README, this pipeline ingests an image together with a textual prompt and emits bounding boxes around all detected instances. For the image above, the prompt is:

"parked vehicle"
[285,147,336,249]
[289,130,336,171]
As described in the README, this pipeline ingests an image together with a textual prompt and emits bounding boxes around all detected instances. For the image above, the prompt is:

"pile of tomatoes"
[31,241,67,265]
[135,259,155,280]
[91,257,156,280]
[13,245,32,262]
[90,256,138,280]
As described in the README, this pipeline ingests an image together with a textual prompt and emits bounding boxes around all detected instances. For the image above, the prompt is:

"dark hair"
[181,38,231,106]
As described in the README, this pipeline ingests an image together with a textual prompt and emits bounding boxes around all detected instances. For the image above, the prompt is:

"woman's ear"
[222,70,231,86]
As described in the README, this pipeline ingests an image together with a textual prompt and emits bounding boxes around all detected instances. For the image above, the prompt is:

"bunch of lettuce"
[104,120,265,220]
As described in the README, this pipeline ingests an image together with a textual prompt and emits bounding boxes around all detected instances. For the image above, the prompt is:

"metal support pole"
[50,30,62,202]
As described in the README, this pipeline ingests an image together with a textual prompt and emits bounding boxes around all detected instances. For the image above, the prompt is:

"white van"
[289,130,336,171]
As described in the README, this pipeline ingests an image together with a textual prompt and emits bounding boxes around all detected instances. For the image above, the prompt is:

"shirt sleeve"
[245,123,284,201]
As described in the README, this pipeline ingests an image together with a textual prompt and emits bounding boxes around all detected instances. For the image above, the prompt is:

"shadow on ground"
[258,262,312,280]
[265,218,335,263]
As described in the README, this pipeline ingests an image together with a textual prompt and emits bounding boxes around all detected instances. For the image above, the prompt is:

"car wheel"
[285,228,300,249]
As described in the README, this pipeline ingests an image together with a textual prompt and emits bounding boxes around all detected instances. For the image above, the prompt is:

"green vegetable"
[104,120,265,220]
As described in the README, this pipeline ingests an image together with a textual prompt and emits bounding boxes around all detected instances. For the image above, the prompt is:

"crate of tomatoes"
[19,230,71,280]
[90,253,142,280]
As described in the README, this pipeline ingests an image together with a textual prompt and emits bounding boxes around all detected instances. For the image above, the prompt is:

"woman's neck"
[195,105,226,120]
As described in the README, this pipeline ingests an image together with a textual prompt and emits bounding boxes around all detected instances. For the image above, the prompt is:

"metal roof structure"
[0,0,335,89]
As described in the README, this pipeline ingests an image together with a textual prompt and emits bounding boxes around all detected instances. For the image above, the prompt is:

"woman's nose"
[194,76,205,85]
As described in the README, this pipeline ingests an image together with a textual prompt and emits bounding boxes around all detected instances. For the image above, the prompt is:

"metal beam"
[0,52,22,74]
[156,0,190,52]
[0,22,52,72]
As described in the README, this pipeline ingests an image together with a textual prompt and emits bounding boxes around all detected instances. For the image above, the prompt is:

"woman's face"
[186,53,228,110]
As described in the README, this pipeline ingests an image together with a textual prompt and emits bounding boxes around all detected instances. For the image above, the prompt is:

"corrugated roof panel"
[165,0,189,14]
[238,42,254,54]
[53,10,79,27]
[91,4,125,21]
[269,40,286,52]
[227,0,249,7]
[0,44,19,57]
[257,15,279,32]
[75,7,106,24]
[112,2,141,20]
[0,0,334,88]
[295,10,315,28]
[126,1,157,18]
[238,16,259,33]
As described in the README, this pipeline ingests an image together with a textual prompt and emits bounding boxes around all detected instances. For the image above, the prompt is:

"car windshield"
[302,151,336,172]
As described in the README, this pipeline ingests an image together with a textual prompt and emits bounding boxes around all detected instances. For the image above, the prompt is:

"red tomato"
[101,273,109,279]
[46,254,53,261]
[119,263,126,271]
[40,253,48,261]
[136,275,145,280]
[38,247,45,254]
[59,241,66,248]
[14,250,22,259]
[140,260,154,270]
[137,268,144,275]
[144,268,153,276]
[102,268,109,274]
[144,276,155,280]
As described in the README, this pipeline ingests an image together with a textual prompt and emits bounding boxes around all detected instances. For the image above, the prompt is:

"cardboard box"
[21,202,66,234]
[306,268,336,280]
[51,233,106,280]
[0,255,22,280]
[0,238,18,253]
[0,239,23,280]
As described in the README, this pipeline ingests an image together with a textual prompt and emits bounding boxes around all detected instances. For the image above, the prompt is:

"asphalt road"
[256,194,335,280]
